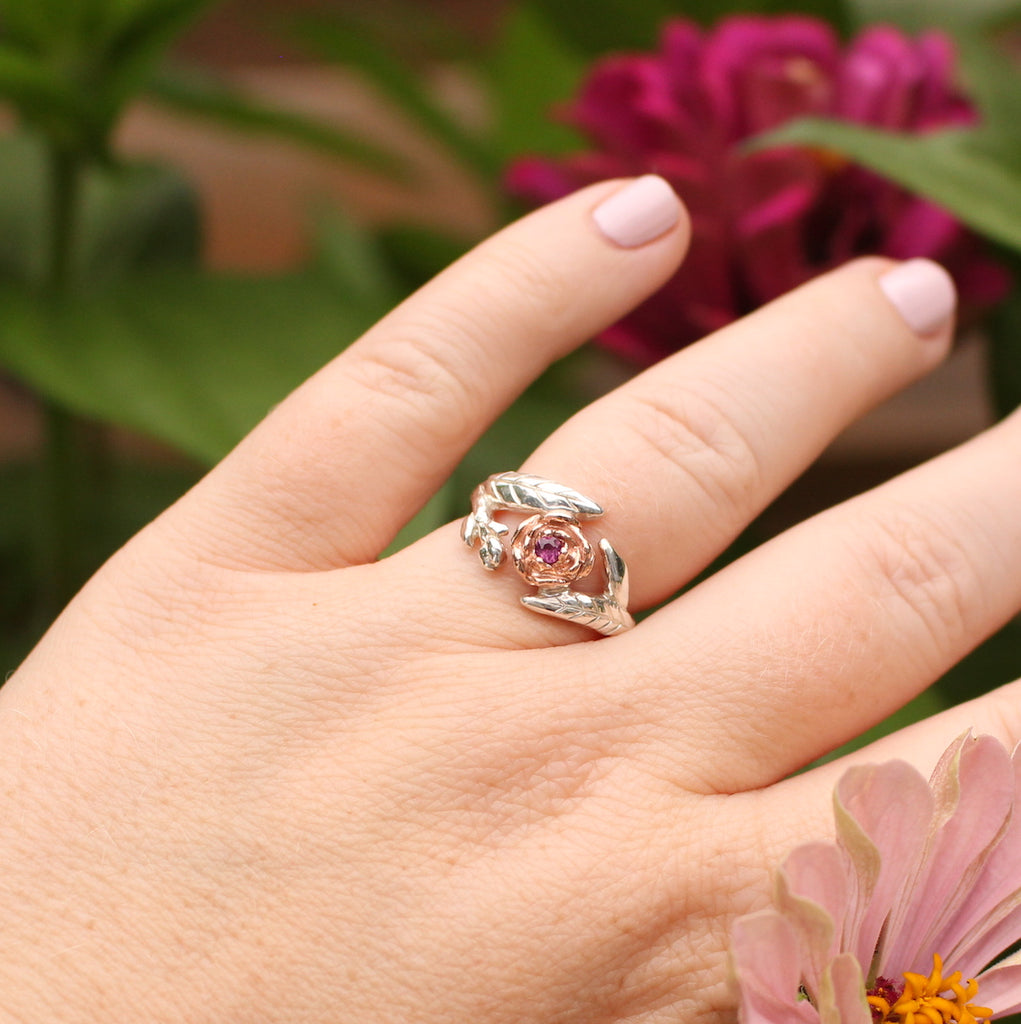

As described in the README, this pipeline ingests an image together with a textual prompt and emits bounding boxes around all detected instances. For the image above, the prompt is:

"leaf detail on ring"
[488,473,603,518]
[521,540,634,636]
[479,532,506,570]
[521,591,633,635]
[462,492,509,570]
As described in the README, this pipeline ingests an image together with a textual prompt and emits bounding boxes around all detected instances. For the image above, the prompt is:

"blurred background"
[1,0,1019,760]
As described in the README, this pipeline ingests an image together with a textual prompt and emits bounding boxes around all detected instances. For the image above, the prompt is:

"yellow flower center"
[867,954,992,1024]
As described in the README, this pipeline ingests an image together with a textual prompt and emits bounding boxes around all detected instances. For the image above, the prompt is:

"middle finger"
[399,256,956,650]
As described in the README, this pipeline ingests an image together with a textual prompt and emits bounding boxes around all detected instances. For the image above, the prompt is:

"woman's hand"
[3,176,1019,1024]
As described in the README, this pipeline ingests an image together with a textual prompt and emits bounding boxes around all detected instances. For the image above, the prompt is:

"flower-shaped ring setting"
[462,472,635,636]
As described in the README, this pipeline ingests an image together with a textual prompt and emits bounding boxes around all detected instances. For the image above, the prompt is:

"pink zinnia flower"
[731,733,1021,1023]
[508,17,1010,364]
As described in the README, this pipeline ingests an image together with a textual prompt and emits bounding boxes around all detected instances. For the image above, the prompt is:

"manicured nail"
[878,259,957,336]
[592,175,682,248]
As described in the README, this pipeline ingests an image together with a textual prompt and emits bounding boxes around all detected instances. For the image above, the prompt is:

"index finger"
[172,177,690,573]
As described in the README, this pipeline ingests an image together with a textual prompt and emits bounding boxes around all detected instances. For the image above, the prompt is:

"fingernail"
[878,259,957,336]
[592,175,682,248]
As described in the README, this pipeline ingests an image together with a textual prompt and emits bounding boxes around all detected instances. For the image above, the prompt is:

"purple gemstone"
[535,534,565,565]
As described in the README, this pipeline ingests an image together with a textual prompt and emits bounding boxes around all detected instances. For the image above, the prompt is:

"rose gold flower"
[511,515,595,586]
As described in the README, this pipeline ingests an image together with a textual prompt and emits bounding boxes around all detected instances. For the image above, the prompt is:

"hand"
[3,176,1019,1024]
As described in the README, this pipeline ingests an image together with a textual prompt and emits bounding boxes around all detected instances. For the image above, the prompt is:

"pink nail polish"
[592,175,682,248]
[878,259,957,336]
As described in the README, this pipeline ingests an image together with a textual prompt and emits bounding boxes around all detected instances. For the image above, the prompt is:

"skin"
[2,179,1020,1023]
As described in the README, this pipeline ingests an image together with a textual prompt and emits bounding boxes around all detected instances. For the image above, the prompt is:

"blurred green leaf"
[847,0,1021,31]
[374,223,473,292]
[0,0,216,153]
[0,133,200,286]
[954,31,1021,130]
[0,41,82,116]
[523,0,675,53]
[935,616,1021,704]
[528,0,852,55]
[99,0,215,108]
[291,0,477,66]
[76,160,201,281]
[0,259,401,464]
[0,0,208,54]
[146,67,412,180]
[0,456,203,672]
[0,0,78,50]
[688,0,853,31]
[988,259,1021,416]
[750,119,1021,253]
[311,206,406,307]
[293,12,497,180]
[488,5,585,164]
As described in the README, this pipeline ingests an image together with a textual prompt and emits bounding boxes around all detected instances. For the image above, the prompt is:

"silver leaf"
[480,533,505,570]
[488,473,603,518]
[520,590,633,636]
[599,539,629,608]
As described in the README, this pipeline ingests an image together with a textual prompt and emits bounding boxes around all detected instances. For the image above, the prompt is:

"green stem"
[35,146,85,626]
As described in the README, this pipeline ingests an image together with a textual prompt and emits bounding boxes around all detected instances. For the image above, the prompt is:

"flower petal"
[699,16,839,138]
[882,734,1015,974]
[834,759,933,973]
[731,910,819,1024]
[818,952,871,1024]
[838,27,927,129]
[733,148,823,301]
[884,199,959,259]
[504,158,577,205]
[955,897,1021,985]
[914,32,976,129]
[777,842,849,996]
[938,744,1021,976]
[567,55,682,154]
[976,950,1021,1018]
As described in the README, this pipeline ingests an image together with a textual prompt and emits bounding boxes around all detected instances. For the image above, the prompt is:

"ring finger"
[396,254,957,649]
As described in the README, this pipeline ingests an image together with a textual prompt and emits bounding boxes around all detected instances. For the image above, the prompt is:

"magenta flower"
[731,733,1021,1024]
[508,17,1010,364]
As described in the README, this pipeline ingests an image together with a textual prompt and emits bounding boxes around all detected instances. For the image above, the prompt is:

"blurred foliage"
[487,6,585,165]
[0,257,397,464]
[146,66,412,178]
[291,10,501,181]
[528,0,852,51]
[0,0,1018,740]
[989,253,1021,418]
[0,132,200,284]
[0,0,212,157]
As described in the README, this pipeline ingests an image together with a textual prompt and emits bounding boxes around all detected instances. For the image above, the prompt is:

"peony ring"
[461,472,635,636]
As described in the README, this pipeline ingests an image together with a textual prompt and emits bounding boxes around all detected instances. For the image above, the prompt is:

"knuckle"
[619,382,765,519]
[348,309,483,448]
[858,504,984,650]
[340,235,578,452]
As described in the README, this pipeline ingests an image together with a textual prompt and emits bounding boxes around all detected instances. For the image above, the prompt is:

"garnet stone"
[510,515,595,586]
[535,534,565,565]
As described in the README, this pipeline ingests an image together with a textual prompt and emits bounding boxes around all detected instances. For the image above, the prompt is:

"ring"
[461,472,635,636]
